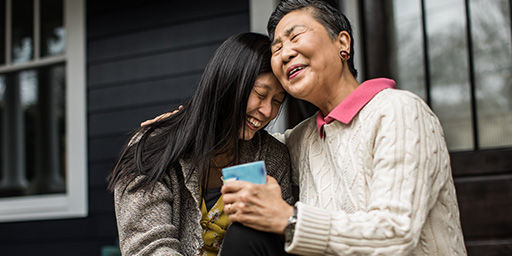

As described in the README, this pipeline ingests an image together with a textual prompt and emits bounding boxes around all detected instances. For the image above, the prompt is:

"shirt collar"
[316,78,396,137]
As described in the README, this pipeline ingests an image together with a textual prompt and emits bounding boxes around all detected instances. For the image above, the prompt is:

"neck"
[315,73,359,116]
[207,150,234,189]
[211,148,234,168]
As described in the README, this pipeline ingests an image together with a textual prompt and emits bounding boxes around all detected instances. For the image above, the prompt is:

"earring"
[339,50,349,61]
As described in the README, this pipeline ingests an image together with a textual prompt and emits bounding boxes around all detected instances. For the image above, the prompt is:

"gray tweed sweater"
[114,130,294,256]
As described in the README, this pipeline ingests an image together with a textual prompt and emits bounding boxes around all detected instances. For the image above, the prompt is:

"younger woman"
[108,33,294,256]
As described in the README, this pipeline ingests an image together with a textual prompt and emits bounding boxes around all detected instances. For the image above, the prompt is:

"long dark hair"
[108,32,273,192]
[267,0,358,77]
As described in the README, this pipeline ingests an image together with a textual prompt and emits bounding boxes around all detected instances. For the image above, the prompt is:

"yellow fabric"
[200,195,231,256]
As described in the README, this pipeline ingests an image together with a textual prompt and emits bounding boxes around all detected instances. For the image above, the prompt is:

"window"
[390,0,512,151]
[0,0,86,222]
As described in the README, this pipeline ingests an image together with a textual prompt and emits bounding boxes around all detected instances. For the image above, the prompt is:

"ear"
[336,30,351,53]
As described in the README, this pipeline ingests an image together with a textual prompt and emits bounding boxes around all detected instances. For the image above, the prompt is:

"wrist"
[283,204,298,244]
[277,204,294,234]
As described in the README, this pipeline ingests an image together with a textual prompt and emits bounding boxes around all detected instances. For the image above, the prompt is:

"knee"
[221,223,285,256]
[222,222,262,249]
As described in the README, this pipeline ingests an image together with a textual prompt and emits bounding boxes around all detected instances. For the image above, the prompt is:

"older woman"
[220,0,467,255]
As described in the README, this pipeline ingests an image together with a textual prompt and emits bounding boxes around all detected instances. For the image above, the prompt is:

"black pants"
[220,222,293,256]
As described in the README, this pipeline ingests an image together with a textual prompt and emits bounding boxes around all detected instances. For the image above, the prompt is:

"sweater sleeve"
[285,95,451,255]
[114,175,183,256]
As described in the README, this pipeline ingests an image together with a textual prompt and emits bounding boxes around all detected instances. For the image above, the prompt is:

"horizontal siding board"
[87,0,248,39]
[88,104,178,138]
[88,44,219,87]
[89,186,115,215]
[0,214,116,241]
[89,160,117,187]
[466,240,512,256]
[88,73,200,112]
[89,135,128,163]
[2,241,104,256]
[455,175,512,238]
[451,148,512,177]
[88,13,249,63]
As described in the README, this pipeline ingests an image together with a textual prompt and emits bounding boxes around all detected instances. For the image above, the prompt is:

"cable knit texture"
[114,130,294,256]
[280,89,467,255]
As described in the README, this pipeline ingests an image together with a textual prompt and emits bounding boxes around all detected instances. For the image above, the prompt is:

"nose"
[258,99,273,119]
[280,43,296,64]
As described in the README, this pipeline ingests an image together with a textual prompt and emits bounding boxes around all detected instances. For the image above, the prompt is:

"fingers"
[224,201,256,217]
[224,203,274,232]
[139,105,183,127]
[222,181,262,209]
[224,203,233,214]
[266,175,278,184]
[221,180,252,194]
[140,119,153,127]
[140,112,170,127]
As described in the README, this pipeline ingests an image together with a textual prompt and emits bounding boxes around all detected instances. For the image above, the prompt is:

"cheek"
[271,58,285,79]
[270,106,279,120]
[245,96,258,114]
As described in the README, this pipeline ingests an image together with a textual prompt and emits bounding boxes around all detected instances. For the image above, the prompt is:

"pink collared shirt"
[316,78,396,137]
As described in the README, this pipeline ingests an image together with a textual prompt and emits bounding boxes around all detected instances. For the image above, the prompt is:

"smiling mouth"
[287,65,306,80]
[247,117,263,130]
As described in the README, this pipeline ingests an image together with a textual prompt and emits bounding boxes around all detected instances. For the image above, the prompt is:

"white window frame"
[0,0,87,222]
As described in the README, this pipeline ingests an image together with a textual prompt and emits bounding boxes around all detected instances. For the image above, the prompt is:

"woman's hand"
[140,105,183,127]
[221,175,293,234]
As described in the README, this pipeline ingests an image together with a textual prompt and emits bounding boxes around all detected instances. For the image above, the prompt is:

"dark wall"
[0,1,249,255]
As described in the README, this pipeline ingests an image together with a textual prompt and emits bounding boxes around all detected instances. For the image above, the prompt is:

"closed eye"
[254,90,267,99]
[273,99,283,105]
[272,45,282,54]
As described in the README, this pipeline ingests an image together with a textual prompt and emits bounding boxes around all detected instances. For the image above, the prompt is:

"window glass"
[0,65,66,198]
[20,70,38,196]
[391,0,426,100]
[11,0,34,63]
[40,0,65,57]
[425,0,474,151]
[470,0,512,148]
[29,65,66,195]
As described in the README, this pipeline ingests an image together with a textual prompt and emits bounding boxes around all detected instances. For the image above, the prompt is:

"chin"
[240,131,256,141]
[285,82,311,100]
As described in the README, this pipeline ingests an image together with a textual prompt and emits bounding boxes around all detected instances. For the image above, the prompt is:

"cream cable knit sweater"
[277,89,467,255]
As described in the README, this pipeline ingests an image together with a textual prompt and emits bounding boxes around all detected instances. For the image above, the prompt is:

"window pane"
[30,64,66,194]
[0,73,28,197]
[11,0,34,63]
[40,0,65,57]
[0,0,5,65]
[470,0,512,148]
[19,70,38,196]
[0,65,66,198]
[391,0,426,100]
[425,0,474,151]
